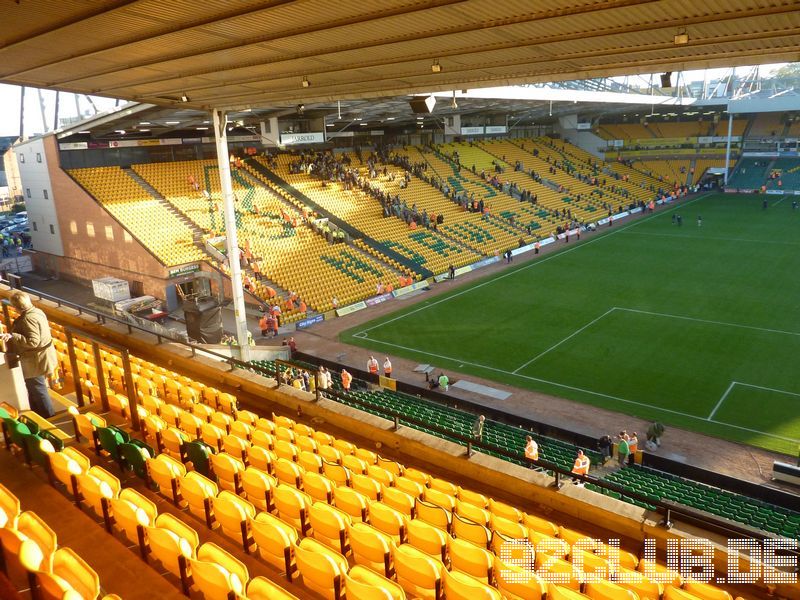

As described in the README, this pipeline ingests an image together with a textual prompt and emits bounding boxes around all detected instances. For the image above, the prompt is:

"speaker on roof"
[660,72,673,89]
[409,96,436,114]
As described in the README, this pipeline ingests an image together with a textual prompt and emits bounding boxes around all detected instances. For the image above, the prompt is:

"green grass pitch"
[342,193,800,456]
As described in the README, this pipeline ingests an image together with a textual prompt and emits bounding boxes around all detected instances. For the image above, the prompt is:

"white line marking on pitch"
[354,194,711,337]
[736,382,800,397]
[356,336,800,443]
[708,381,738,420]
[615,307,800,338]
[512,307,617,373]
[772,195,788,206]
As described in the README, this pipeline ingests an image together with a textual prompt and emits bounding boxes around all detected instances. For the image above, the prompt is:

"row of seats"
[0,459,118,599]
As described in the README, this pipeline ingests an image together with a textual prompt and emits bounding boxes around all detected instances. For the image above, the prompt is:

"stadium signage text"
[279,132,325,145]
[499,537,797,585]
[167,264,200,278]
[295,314,324,330]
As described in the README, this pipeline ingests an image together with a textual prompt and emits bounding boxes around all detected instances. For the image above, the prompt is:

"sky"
[0,63,789,138]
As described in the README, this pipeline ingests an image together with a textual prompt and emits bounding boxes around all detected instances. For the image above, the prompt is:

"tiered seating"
[766,157,800,191]
[0,479,115,600]
[527,138,669,204]
[747,113,784,138]
[787,120,800,137]
[646,121,708,138]
[410,148,560,239]
[727,158,772,190]
[69,166,206,266]
[636,160,691,185]
[597,123,653,140]
[133,159,395,314]
[603,467,800,539]
[265,155,482,277]
[0,305,781,600]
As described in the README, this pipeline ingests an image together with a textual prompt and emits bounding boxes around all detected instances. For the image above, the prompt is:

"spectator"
[645,422,664,450]
[598,434,612,462]
[470,415,486,455]
[1,291,58,418]
[628,432,639,466]
[341,368,352,392]
[282,336,296,355]
[367,355,379,376]
[524,435,538,464]
[571,449,590,485]
[438,372,449,391]
[383,357,392,378]
[617,431,630,466]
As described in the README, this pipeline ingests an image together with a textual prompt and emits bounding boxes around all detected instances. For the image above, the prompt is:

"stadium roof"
[2,0,799,112]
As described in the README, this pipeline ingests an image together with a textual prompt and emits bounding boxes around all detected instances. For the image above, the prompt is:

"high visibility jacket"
[383,360,392,375]
[525,440,538,461]
[628,437,638,453]
[572,456,590,475]
[341,371,352,389]
[259,316,268,331]
[367,359,378,374]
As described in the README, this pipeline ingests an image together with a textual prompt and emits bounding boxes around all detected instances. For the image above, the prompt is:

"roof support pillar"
[724,112,733,186]
[212,108,251,362]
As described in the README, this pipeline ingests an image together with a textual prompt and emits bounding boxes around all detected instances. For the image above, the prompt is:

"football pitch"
[342,193,800,456]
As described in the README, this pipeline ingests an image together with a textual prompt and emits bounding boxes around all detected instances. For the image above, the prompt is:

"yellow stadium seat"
[298,450,323,474]
[36,547,100,600]
[275,457,304,488]
[665,586,705,600]
[77,466,121,524]
[381,487,415,518]
[415,498,451,532]
[309,502,351,554]
[345,564,407,600]
[393,543,445,600]
[248,445,274,474]
[273,485,313,536]
[349,521,395,577]
[452,512,490,548]
[0,483,20,529]
[323,460,350,486]
[455,499,490,526]
[212,490,256,552]
[146,454,186,505]
[549,584,592,600]
[201,422,225,452]
[246,575,300,600]
[366,465,395,487]
[406,518,447,562]
[523,513,559,537]
[614,566,663,600]
[683,582,733,600]
[333,485,369,522]
[457,487,488,508]
[585,580,639,600]
[242,467,275,513]
[302,471,335,504]
[222,434,250,464]
[395,477,425,498]
[494,556,546,600]
[295,537,348,600]
[444,568,503,600]
[352,473,382,501]
[190,542,249,599]
[368,500,406,545]
[490,498,523,523]
[210,452,245,493]
[449,537,493,583]
[250,511,298,581]
[109,488,156,549]
[181,472,218,528]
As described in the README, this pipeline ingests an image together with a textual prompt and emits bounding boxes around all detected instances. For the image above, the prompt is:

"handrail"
[0,279,252,374]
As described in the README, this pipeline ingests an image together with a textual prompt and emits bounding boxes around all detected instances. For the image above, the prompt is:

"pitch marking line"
[708,381,738,420]
[615,307,800,338]
[354,194,711,338]
[512,307,617,373]
[353,335,799,443]
[709,381,800,422]
[772,195,788,206]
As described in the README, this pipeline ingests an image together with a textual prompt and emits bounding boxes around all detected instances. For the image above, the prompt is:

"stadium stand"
[727,158,774,190]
